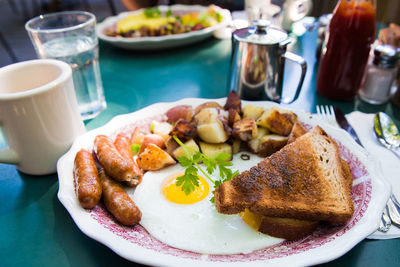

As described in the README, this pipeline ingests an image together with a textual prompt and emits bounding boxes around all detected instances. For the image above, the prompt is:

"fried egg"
[132,153,284,254]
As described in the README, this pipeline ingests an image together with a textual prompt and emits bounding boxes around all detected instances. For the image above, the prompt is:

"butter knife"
[333,107,392,232]
[334,108,363,147]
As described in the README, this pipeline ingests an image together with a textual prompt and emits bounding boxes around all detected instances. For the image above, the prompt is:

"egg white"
[132,153,284,254]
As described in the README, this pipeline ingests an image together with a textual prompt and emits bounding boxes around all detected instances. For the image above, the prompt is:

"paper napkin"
[347,111,400,239]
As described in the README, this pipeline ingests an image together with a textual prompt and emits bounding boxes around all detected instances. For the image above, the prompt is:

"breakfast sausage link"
[94,135,134,182]
[74,149,102,209]
[99,168,142,226]
[114,133,143,186]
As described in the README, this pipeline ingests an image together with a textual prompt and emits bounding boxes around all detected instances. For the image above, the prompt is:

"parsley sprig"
[172,136,239,203]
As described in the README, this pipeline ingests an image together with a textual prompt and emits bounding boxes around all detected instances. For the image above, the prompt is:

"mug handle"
[281,51,307,104]
[0,119,19,164]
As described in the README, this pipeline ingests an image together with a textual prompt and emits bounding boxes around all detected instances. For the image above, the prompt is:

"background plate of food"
[57,97,390,266]
[96,5,231,50]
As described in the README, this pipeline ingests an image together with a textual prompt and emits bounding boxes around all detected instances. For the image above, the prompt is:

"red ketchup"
[316,0,376,101]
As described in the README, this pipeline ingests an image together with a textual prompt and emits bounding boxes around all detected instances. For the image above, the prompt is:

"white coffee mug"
[0,59,86,175]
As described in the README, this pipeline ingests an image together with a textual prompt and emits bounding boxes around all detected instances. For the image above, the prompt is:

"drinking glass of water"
[25,11,106,120]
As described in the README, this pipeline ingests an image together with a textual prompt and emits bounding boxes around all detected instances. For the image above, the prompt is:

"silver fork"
[316,105,392,233]
[316,105,339,127]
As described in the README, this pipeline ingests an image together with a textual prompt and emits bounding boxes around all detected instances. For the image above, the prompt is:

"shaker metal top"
[373,44,399,68]
[233,19,288,46]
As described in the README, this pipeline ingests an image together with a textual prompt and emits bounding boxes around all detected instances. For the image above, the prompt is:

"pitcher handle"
[0,119,19,164]
[281,51,307,104]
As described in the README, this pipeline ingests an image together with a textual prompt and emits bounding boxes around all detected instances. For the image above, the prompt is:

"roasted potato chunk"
[232,118,258,142]
[275,107,298,124]
[170,119,197,141]
[228,108,241,126]
[165,136,179,156]
[151,121,173,140]
[256,108,295,136]
[139,134,165,153]
[131,127,146,145]
[166,105,193,123]
[224,91,241,113]
[194,107,227,125]
[219,115,232,135]
[199,142,232,161]
[197,121,229,143]
[232,139,241,154]
[257,134,288,157]
[243,105,264,120]
[172,139,200,159]
[194,102,223,115]
[248,127,269,153]
[287,122,308,144]
[137,144,176,171]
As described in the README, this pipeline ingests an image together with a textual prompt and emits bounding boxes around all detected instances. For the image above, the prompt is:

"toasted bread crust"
[254,159,354,241]
[341,158,354,192]
[215,126,354,224]
[214,181,247,214]
[258,217,319,240]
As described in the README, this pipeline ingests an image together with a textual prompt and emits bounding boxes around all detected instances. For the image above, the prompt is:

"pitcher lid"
[233,19,288,45]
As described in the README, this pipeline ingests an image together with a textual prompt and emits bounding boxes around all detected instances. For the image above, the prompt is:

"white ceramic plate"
[57,98,390,266]
[96,5,231,50]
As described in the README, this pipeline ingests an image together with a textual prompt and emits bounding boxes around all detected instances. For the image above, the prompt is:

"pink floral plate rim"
[57,98,390,267]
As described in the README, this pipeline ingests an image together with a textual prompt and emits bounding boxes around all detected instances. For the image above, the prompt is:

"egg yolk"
[239,208,263,231]
[162,173,210,204]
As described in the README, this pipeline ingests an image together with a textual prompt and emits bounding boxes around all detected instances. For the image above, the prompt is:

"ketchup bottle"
[316,0,376,101]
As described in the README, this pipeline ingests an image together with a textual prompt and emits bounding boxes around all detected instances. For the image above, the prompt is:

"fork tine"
[328,105,337,126]
[316,105,323,118]
[316,105,338,127]
[324,105,332,124]
[319,105,328,122]
[322,105,327,116]
[329,105,335,118]
[328,105,337,125]
[322,106,332,124]
[316,105,320,115]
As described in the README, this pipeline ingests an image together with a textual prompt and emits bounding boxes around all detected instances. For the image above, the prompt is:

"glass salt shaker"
[391,81,400,107]
[359,44,399,104]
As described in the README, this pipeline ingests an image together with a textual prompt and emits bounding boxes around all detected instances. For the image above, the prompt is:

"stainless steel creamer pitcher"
[228,20,307,103]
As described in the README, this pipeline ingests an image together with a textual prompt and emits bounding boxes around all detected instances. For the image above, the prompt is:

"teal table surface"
[1,29,400,267]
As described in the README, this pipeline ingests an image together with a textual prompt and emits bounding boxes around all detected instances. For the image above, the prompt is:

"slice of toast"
[256,159,353,240]
[252,126,354,240]
[288,122,353,192]
[255,127,354,240]
[215,126,354,224]
[341,158,354,192]
[258,217,319,240]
